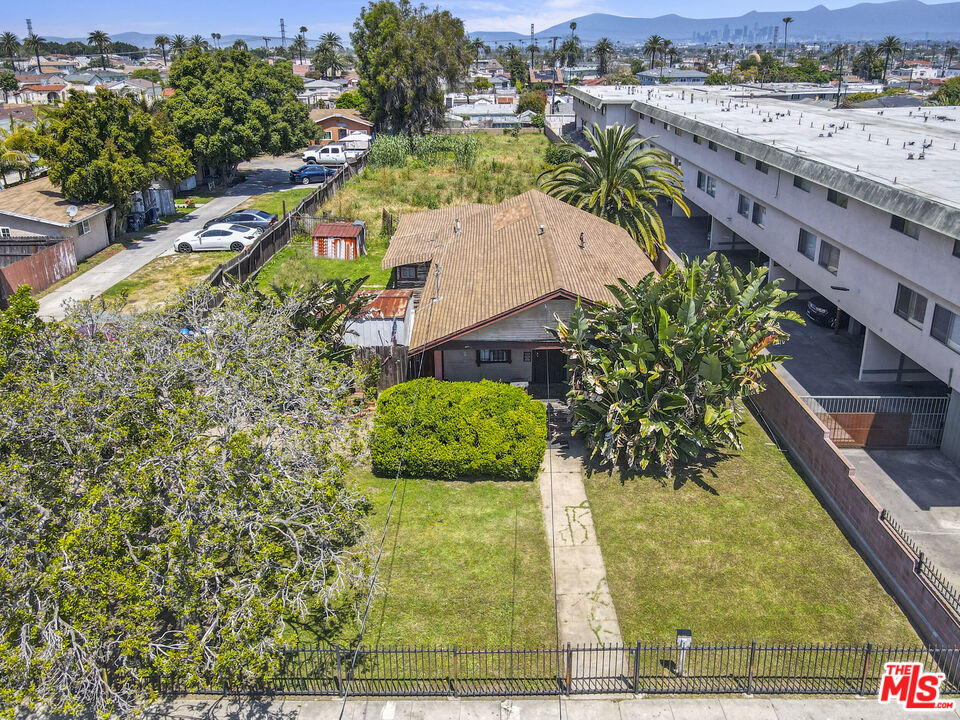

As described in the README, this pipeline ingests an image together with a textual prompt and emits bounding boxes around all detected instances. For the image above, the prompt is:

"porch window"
[399,266,417,279]
[477,349,511,364]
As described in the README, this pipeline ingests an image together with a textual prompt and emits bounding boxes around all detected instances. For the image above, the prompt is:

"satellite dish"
[66,205,79,219]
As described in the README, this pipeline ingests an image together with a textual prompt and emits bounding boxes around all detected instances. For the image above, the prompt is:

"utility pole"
[530,24,535,70]
[549,36,561,115]
[280,19,286,49]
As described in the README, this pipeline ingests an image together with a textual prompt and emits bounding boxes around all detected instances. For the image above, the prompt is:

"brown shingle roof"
[0,177,112,226]
[384,190,656,351]
[308,108,373,126]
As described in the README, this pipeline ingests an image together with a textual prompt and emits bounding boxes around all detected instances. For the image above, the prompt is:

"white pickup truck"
[302,143,362,165]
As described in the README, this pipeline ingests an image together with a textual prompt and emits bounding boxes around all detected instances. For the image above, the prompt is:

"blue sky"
[1,0,955,39]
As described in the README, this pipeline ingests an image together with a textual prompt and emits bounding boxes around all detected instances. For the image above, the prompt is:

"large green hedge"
[371,378,547,480]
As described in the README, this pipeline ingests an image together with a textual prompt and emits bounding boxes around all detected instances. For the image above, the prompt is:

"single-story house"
[489,74,513,89]
[0,177,113,261]
[636,68,709,85]
[345,289,415,347]
[105,78,163,101]
[381,189,656,386]
[299,78,342,107]
[13,84,68,104]
[311,221,366,260]
[309,109,373,144]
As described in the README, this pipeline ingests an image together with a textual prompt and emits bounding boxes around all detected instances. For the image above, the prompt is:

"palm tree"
[539,123,688,260]
[319,32,343,52]
[299,26,308,36]
[526,43,539,70]
[594,37,613,76]
[832,44,848,106]
[569,21,577,39]
[232,38,248,51]
[171,34,188,58]
[660,39,675,78]
[643,35,664,74]
[154,35,170,64]
[782,17,793,64]
[878,35,903,82]
[189,35,208,51]
[854,44,881,80]
[470,37,489,70]
[88,31,111,70]
[1,32,20,67]
[943,45,957,74]
[211,33,221,50]
[291,34,308,64]
[22,33,44,74]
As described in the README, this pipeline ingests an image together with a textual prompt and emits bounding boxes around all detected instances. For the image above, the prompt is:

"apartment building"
[568,83,960,462]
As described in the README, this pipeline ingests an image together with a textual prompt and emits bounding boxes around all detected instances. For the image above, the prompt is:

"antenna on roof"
[579,232,585,249]
[454,218,461,235]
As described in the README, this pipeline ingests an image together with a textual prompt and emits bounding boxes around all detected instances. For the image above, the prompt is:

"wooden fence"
[356,345,409,390]
[0,235,65,268]
[0,238,77,304]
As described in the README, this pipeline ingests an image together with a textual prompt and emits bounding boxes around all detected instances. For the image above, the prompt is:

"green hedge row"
[370,378,547,480]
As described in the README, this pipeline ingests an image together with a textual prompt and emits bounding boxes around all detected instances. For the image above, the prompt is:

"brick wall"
[753,370,960,648]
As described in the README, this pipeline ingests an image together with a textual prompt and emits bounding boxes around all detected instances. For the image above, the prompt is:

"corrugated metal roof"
[385,189,656,352]
[355,289,413,320]
[312,222,363,238]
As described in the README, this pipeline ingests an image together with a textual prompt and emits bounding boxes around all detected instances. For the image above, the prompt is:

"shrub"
[371,378,547,480]
[369,134,411,168]
[544,142,577,165]
[530,113,545,129]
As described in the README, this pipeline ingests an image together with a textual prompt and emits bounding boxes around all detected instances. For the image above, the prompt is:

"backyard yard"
[257,132,551,291]
[102,251,234,311]
[582,411,919,645]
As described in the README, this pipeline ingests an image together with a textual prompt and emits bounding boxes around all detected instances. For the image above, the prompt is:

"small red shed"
[312,222,366,261]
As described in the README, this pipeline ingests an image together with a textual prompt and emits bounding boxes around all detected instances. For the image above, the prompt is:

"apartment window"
[818,240,840,274]
[79,219,91,236]
[734,151,745,164]
[793,175,811,192]
[737,194,750,218]
[692,134,702,144]
[890,215,920,239]
[755,159,769,174]
[708,140,718,151]
[954,239,960,258]
[751,202,766,227]
[674,127,682,136]
[931,305,960,354]
[706,176,716,197]
[826,189,849,208]
[649,116,655,124]
[662,121,668,130]
[477,349,511,364]
[797,228,817,260]
[0,227,10,238]
[696,171,706,191]
[399,266,417,279]
[894,284,927,327]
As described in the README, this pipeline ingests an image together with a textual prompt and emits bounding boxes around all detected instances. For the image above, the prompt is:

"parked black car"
[203,209,277,230]
[289,164,337,184]
[806,295,849,329]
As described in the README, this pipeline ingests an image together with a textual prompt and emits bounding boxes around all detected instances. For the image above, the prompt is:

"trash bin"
[145,207,159,225]
[126,213,145,232]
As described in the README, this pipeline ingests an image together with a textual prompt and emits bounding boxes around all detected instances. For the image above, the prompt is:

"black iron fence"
[164,642,960,697]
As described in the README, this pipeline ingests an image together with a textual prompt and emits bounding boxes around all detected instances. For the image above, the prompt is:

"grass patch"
[239,187,316,217]
[258,133,551,291]
[103,251,234,312]
[351,469,556,647]
[34,242,127,299]
[583,412,919,645]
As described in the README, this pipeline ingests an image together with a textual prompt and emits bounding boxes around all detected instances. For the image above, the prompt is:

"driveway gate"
[800,396,948,448]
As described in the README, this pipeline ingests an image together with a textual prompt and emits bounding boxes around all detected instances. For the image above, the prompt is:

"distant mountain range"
[471,0,960,45]
[41,33,285,49]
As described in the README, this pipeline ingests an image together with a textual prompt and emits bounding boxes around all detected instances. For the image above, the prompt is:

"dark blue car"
[290,164,337,185]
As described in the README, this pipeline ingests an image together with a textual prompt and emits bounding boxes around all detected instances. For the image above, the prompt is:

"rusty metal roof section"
[311,222,364,238]
[354,288,413,320]
[385,189,656,352]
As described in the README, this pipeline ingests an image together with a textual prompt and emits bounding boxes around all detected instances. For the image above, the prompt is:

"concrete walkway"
[539,404,623,647]
[147,695,960,719]
[37,154,303,320]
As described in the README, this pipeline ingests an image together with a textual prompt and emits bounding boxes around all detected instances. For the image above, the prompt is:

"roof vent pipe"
[579,232,585,250]
[454,218,461,234]
[538,225,545,235]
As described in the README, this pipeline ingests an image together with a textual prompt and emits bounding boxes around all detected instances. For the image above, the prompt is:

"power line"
[543,304,563,720]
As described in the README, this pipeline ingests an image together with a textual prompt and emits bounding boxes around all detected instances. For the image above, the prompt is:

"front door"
[532,349,565,385]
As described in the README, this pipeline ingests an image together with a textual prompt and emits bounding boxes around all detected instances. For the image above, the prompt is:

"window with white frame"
[931,305,960,354]
[818,241,840,274]
[797,229,817,260]
[894,284,927,328]
[79,219,91,236]
[737,194,750,217]
[477,349,511,363]
[0,227,10,238]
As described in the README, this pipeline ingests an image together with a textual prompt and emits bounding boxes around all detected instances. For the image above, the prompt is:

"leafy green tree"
[351,0,471,134]
[516,89,546,115]
[539,123,687,259]
[129,67,162,84]
[604,71,639,85]
[0,69,17,102]
[334,89,365,110]
[704,71,729,85]
[593,37,614,76]
[472,76,492,91]
[629,57,646,75]
[88,30,111,70]
[555,253,801,476]
[37,88,193,233]
[166,48,311,179]
[930,76,960,105]
[0,283,373,716]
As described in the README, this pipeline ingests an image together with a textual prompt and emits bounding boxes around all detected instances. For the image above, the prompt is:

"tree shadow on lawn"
[581,449,730,496]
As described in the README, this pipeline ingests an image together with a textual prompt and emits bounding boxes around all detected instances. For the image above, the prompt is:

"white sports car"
[175,223,262,253]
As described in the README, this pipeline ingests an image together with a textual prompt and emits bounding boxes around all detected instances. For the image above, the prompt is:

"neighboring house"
[560,66,599,83]
[445,100,533,129]
[311,221,366,260]
[13,84,67,104]
[636,68,709,85]
[105,78,163,101]
[0,104,36,130]
[309,109,373,144]
[63,70,126,93]
[0,177,113,261]
[490,74,512,89]
[381,189,656,384]
[345,289,415,347]
[298,78,341,107]
[529,68,561,88]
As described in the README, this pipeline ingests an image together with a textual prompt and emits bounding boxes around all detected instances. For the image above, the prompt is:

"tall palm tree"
[88,30,111,70]
[539,123,688,260]
[299,25,308,36]
[781,17,793,64]
[22,33,44,74]
[854,44,881,80]
[291,34,308,64]
[1,32,20,67]
[569,21,577,39]
[832,44,848,106]
[594,37,613,76]
[171,34,188,58]
[643,35,664,75]
[526,42,539,70]
[211,32,221,50]
[660,39,674,78]
[154,35,170,64]
[943,45,957,74]
[319,32,343,52]
[878,35,903,82]
[188,35,208,51]
[232,38,248,51]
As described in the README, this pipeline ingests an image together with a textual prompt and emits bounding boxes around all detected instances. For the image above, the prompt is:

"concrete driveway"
[37,154,304,320]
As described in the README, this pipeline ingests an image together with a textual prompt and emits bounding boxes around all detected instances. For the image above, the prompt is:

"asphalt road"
[37,154,305,320]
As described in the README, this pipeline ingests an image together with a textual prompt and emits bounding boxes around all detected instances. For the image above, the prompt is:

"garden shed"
[311,222,366,261]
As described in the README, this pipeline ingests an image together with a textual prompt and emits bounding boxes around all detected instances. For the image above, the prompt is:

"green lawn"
[103,251,234,311]
[239,187,316,217]
[583,412,919,645]
[257,133,551,291]
[349,470,556,648]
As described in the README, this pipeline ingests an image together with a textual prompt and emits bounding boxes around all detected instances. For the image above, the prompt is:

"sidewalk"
[148,695,960,719]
